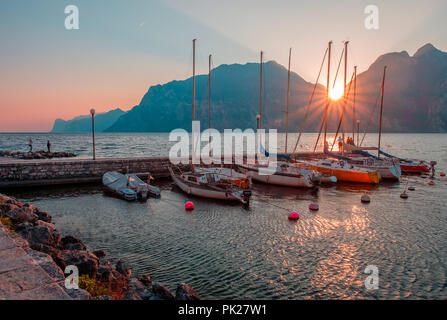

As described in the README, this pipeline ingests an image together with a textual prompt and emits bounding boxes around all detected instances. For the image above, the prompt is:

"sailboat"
[169,40,252,206]
[340,65,401,180]
[299,41,381,184]
[193,54,251,189]
[236,49,322,188]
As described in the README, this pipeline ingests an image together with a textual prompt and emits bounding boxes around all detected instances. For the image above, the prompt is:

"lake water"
[2,133,447,299]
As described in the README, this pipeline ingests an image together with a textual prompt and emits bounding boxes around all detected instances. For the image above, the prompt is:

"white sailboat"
[238,161,315,187]
[238,49,325,188]
[169,39,252,206]
[343,65,401,181]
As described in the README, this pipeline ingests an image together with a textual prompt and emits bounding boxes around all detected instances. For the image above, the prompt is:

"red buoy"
[185,201,194,210]
[440,172,445,177]
[400,192,408,199]
[408,186,415,191]
[288,212,300,220]
[309,203,319,211]
[428,181,435,186]
[361,195,371,203]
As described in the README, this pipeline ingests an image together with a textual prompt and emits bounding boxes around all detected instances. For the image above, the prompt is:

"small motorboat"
[102,171,160,201]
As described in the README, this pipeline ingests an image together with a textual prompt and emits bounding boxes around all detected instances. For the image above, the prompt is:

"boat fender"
[185,201,194,210]
[361,195,371,203]
[309,203,319,211]
[288,212,300,220]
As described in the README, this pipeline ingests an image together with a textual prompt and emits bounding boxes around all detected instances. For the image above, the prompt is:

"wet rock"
[97,261,114,282]
[0,150,76,159]
[2,206,38,224]
[93,250,106,259]
[64,288,91,300]
[34,208,52,223]
[151,282,174,300]
[16,220,61,250]
[94,295,112,300]
[175,283,200,300]
[138,274,152,286]
[123,279,152,300]
[116,260,131,279]
[0,203,19,216]
[61,235,87,251]
[54,250,99,278]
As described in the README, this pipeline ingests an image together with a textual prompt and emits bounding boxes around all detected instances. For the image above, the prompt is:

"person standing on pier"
[47,140,51,153]
[28,138,33,152]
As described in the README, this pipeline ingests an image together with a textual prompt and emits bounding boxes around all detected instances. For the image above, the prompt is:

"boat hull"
[355,165,401,180]
[307,165,380,184]
[170,169,248,203]
[377,165,401,180]
[237,164,314,188]
[400,164,430,174]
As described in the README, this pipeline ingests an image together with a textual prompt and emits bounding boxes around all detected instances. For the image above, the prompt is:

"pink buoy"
[408,186,415,191]
[288,212,300,220]
[185,201,194,211]
[309,203,319,211]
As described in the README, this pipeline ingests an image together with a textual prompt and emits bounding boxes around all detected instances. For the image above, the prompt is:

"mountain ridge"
[51,43,447,133]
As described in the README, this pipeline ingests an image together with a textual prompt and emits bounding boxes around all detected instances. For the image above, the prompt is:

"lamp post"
[90,108,96,160]
[357,120,360,146]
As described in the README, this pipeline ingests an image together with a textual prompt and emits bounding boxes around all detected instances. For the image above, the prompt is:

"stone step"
[0,224,73,300]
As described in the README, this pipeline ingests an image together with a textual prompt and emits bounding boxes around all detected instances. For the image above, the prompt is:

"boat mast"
[378,65,387,157]
[192,39,196,169]
[323,41,332,149]
[208,54,212,160]
[285,48,291,153]
[352,65,357,143]
[208,54,211,130]
[259,51,263,130]
[342,41,349,155]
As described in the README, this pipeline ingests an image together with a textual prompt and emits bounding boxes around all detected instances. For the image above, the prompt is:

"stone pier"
[0,152,324,188]
[0,156,175,188]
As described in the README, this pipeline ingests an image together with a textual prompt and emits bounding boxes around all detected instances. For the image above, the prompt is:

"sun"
[329,83,344,101]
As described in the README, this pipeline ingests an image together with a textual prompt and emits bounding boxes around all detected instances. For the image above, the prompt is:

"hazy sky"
[1,0,446,132]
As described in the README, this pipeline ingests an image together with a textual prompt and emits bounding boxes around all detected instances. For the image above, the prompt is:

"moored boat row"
[166,39,436,207]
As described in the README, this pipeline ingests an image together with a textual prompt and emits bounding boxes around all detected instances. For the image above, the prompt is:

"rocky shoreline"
[0,150,76,160]
[0,193,200,300]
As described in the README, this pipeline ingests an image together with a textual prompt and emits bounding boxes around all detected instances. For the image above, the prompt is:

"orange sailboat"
[297,158,380,184]
[294,41,380,184]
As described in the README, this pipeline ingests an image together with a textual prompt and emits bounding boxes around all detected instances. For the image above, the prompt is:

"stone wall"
[0,157,183,188]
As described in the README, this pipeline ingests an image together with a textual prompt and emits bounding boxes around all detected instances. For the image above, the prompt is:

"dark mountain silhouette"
[104,61,326,132]
[352,43,447,133]
[52,43,447,133]
[51,108,126,132]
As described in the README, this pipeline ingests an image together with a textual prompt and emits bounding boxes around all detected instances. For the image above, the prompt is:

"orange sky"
[0,0,446,132]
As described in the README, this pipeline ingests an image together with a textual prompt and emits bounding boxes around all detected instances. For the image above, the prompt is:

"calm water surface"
[2,133,447,299]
